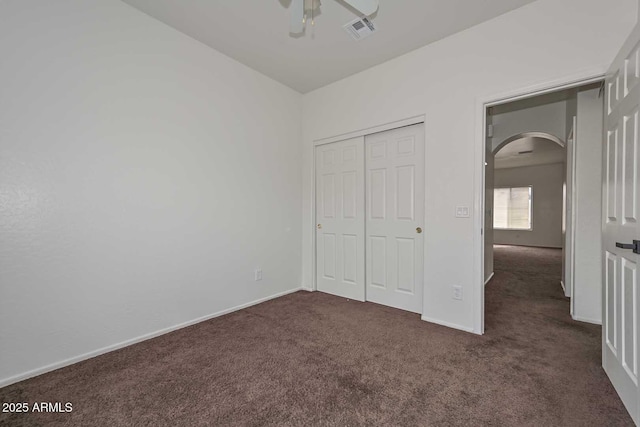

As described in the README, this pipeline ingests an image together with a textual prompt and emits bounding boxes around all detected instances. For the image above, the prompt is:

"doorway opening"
[483,82,605,331]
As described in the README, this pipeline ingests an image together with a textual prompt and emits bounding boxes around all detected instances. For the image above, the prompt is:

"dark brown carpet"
[0,245,633,426]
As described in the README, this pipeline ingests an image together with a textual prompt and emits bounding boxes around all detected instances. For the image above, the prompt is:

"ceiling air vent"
[343,16,376,40]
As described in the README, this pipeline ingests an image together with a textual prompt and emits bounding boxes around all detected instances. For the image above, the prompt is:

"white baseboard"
[560,280,566,293]
[572,314,602,325]
[0,287,302,388]
[301,287,314,292]
[484,272,495,286]
[421,315,477,335]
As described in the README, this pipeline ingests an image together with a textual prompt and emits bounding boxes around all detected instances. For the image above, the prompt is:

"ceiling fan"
[287,0,379,35]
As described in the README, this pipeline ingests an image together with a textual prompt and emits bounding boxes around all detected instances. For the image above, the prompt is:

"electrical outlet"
[254,268,262,281]
[453,286,463,300]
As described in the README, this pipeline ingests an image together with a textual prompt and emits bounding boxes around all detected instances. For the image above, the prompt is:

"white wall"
[301,0,636,333]
[0,0,302,386]
[494,163,565,248]
[572,87,604,324]
[491,100,568,151]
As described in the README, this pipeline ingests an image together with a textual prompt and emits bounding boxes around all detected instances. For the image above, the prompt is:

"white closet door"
[315,137,365,301]
[365,124,425,313]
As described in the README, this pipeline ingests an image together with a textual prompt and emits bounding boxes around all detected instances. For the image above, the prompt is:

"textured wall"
[0,0,302,385]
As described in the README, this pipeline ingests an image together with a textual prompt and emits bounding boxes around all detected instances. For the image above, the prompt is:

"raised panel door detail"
[608,128,619,222]
[343,234,357,284]
[626,46,640,96]
[369,169,386,220]
[323,150,335,166]
[370,141,386,159]
[609,72,620,115]
[322,174,336,219]
[342,171,357,219]
[397,136,415,156]
[622,257,638,384]
[623,109,638,223]
[396,238,415,294]
[396,165,415,221]
[323,234,336,279]
[607,251,618,355]
[370,236,386,288]
[343,146,356,162]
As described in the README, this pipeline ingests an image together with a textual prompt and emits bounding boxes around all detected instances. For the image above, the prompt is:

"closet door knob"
[317,224,322,229]
[416,227,422,234]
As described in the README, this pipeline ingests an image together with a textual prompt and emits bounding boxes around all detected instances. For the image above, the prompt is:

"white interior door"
[365,124,425,313]
[603,25,640,424]
[315,137,365,301]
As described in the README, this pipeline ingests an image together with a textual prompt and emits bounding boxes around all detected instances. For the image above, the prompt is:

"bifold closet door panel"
[365,124,425,313]
[315,137,365,301]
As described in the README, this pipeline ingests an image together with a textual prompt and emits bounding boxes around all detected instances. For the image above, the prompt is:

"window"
[493,186,532,230]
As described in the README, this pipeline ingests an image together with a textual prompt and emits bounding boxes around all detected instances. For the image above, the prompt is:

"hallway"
[485,245,631,424]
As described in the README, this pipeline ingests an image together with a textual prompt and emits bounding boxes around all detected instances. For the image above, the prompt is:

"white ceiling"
[121,0,537,93]
[494,137,565,169]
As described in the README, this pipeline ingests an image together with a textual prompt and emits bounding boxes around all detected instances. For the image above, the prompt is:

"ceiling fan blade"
[290,0,305,34]
[342,0,378,16]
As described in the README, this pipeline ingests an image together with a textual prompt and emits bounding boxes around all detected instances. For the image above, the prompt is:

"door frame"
[311,114,426,307]
[474,67,606,334]
[567,118,577,310]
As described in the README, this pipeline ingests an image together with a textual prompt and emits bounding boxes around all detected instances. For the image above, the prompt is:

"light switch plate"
[455,206,470,218]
